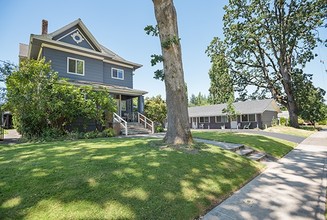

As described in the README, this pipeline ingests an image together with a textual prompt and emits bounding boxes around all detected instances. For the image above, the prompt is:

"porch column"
[137,95,144,114]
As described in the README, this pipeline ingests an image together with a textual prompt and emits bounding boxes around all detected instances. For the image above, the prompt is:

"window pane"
[118,70,123,79]
[222,116,228,122]
[77,60,84,74]
[112,69,117,78]
[69,59,75,73]
[242,115,248,121]
[249,114,255,121]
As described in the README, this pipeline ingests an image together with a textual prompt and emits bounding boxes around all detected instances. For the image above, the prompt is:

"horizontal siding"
[261,111,278,128]
[43,47,104,83]
[103,63,133,88]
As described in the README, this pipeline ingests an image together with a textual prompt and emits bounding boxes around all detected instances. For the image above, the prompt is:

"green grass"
[0,138,263,220]
[193,131,297,158]
[264,125,315,138]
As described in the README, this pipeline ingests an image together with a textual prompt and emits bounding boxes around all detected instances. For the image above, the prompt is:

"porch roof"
[65,80,148,97]
[188,99,281,117]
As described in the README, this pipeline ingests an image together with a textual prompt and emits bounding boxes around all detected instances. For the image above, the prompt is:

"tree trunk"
[280,72,299,128]
[152,0,193,145]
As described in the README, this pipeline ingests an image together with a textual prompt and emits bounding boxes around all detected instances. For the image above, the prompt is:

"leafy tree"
[151,0,193,144]
[6,59,116,138]
[217,0,327,128]
[293,71,326,127]
[222,96,238,129]
[0,61,16,105]
[206,37,234,104]
[144,95,167,127]
[189,92,209,106]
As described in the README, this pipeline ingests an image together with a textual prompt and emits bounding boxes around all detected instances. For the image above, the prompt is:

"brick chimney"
[42,19,48,35]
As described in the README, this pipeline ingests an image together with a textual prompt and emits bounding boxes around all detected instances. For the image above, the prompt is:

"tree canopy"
[206,37,234,104]
[211,0,327,128]
[6,59,116,139]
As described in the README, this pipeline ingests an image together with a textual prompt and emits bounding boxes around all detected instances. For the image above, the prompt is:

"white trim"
[37,46,43,60]
[57,28,96,51]
[41,43,136,69]
[67,57,85,76]
[103,59,134,69]
[111,68,124,80]
[199,116,209,123]
[42,43,103,60]
[215,115,228,123]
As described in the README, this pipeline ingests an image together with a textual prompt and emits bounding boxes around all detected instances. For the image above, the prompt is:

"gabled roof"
[48,18,102,52]
[188,99,281,117]
[27,19,142,70]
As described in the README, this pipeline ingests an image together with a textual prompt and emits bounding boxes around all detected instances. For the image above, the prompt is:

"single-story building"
[188,99,281,129]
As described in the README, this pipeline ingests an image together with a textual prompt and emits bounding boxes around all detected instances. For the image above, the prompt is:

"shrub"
[6,59,116,140]
[155,124,165,133]
[279,117,288,126]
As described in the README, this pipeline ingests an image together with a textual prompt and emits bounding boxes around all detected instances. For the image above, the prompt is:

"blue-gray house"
[20,19,149,133]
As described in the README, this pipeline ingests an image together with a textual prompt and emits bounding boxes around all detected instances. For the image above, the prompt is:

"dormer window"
[67,57,84,75]
[112,68,124,80]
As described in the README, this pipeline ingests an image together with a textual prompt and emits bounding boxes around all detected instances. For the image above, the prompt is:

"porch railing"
[113,113,128,136]
[138,112,154,134]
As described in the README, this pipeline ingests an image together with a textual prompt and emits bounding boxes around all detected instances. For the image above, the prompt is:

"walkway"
[1,129,21,145]
[203,130,327,220]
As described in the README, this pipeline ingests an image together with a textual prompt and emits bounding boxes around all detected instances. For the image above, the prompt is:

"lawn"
[0,138,263,220]
[192,131,297,158]
[264,125,315,138]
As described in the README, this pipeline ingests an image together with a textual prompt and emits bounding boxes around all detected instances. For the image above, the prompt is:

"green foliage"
[206,37,234,104]
[0,61,16,105]
[293,71,327,125]
[145,26,165,81]
[220,0,326,127]
[279,117,288,126]
[222,96,237,121]
[144,95,167,127]
[189,92,209,106]
[144,25,159,36]
[6,59,116,139]
[155,124,165,133]
[161,35,180,49]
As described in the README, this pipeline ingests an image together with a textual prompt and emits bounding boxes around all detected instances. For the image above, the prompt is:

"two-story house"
[19,19,149,133]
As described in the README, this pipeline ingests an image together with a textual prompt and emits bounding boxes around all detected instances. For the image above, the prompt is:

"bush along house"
[188,99,281,129]
[19,19,153,135]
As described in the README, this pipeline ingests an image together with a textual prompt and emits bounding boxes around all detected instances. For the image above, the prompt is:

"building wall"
[261,111,278,128]
[103,63,133,88]
[43,47,104,83]
[43,47,133,89]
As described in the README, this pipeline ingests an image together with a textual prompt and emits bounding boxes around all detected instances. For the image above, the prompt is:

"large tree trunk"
[152,0,193,145]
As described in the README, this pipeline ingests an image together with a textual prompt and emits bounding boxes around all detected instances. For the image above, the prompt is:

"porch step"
[121,122,151,135]
[235,147,254,156]
[247,152,266,161]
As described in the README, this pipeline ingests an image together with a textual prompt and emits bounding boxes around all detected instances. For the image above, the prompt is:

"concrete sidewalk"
[203,130,327,220]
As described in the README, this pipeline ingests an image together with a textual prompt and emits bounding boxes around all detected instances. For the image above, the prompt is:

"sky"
[0,0,326,100]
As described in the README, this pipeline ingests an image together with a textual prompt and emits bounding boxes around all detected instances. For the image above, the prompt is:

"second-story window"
[67,57,84,75]
[112,68,124,80]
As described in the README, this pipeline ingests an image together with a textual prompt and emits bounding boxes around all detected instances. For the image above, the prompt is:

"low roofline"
[62,80,147,97]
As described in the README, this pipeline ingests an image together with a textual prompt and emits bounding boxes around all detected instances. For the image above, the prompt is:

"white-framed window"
[249,114,256,122]
[67,57,84,75]
[215,116,228,123]
[199,117,210,123]
[112,68,124,80]
[241,114,256,122]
